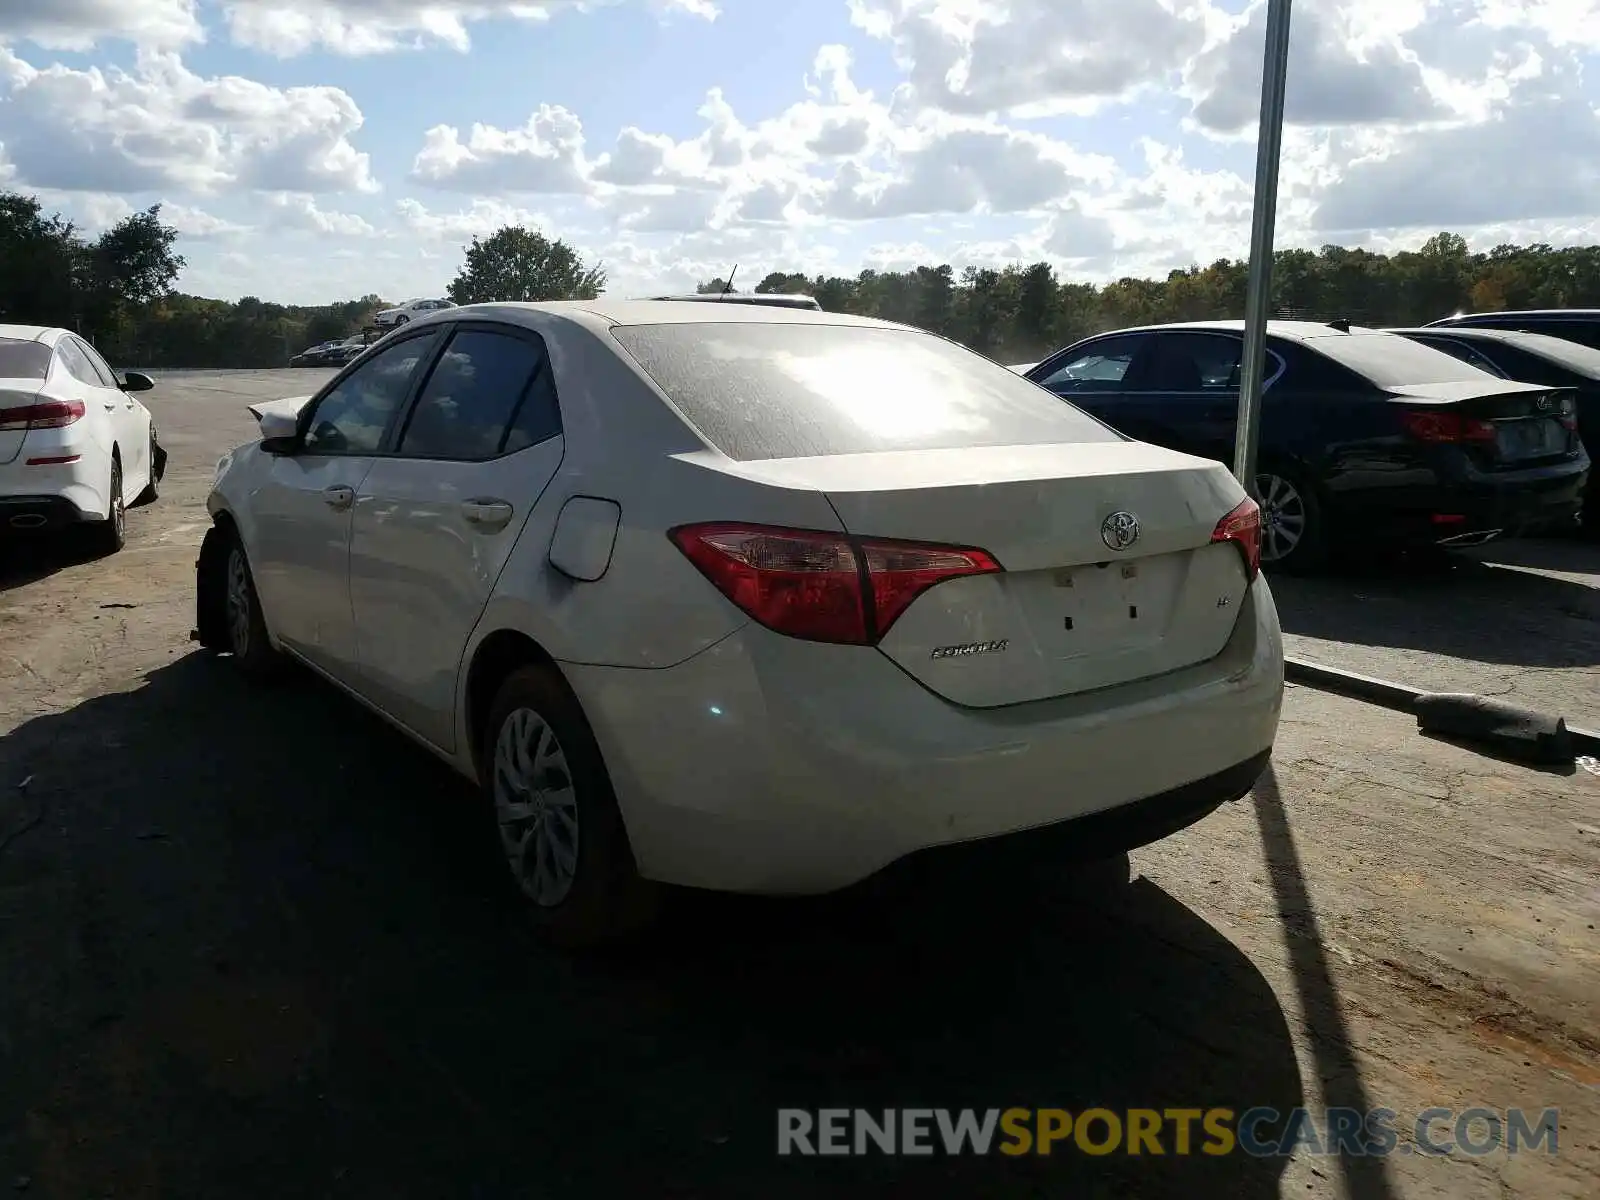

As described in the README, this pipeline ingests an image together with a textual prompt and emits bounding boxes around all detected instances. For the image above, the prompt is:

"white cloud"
[411,104,590,193]
[0,0,202,51]
[848,0,1214,116]
[221,0,718,57]
[1185,0,1445,134]
[263,191,377,235]
[0,48,376,196]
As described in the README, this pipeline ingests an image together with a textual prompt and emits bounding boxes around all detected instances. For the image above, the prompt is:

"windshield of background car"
[609,322,1123,462]
[0,337,53,380]
[1306,332,1496,387]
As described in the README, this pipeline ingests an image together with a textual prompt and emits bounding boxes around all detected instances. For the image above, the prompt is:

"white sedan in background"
[195,300,1284,946]
[373,297,456,328]
[0,324,163,555]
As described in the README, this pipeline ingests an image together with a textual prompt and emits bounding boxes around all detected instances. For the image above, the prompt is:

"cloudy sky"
[1,0,1596,305]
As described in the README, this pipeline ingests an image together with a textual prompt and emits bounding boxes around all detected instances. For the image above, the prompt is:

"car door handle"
[460,498,514,530]
[322,485,355,511]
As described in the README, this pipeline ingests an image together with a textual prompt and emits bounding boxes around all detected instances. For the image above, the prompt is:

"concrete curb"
[1284,656,1600,765]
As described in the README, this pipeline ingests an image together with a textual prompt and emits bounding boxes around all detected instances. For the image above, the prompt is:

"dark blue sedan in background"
[1023,321,1590,572]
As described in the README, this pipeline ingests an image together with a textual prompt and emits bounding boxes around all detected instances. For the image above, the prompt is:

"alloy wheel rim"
[112,467,125,536]
[225,547,252,655]
[492,707,580,907]
[1255,472,1307,564]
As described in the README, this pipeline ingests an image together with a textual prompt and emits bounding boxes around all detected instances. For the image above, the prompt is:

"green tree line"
[6,187,1600,368]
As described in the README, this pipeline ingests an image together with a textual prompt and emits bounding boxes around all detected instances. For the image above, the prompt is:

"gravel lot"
[2,370,1597,1199]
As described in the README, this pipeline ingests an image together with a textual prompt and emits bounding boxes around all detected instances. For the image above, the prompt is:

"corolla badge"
[1100,510,1141,551]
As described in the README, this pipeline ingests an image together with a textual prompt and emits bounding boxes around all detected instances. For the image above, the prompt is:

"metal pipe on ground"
[1283,656,1600,766]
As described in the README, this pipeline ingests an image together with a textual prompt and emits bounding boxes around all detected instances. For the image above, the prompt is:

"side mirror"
[258,409,300,454]
[121,371,155,393]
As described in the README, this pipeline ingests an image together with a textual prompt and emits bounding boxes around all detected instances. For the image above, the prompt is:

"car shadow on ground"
[1270,538,1600,669]
[1,653,1303,1199]
[0,538,89,593]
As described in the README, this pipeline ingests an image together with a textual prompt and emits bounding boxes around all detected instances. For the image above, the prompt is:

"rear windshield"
[1306,331,1495,387]
[609,322,1121,461]
[0,337,52,380]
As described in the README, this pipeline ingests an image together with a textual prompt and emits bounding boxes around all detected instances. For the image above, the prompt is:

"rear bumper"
[1344,459,1589,545]
[564,575,1284,895]
[0,494,92,532]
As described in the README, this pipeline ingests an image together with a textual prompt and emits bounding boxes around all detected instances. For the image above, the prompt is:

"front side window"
[397,328,555,460]
[1033,334,1148,391]
[302,334,436,455]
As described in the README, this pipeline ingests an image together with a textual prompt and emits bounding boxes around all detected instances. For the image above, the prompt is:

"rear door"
[1112,331,1252,461]
[348,322,566,751]
[70,337,147,489]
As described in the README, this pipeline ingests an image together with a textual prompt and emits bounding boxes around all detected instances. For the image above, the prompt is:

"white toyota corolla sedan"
[195,300,1284,944]
[0,324,163,554]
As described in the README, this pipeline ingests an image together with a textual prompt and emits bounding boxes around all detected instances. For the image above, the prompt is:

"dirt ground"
[1,370,1597,1199]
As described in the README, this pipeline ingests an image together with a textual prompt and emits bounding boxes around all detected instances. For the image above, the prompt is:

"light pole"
[1233,0,1295,496]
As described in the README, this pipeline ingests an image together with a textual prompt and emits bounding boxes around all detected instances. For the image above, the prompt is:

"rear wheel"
[1255,466,1326,572]
[393,314,409,326]
[83,456,126,557]
[480,666,656,947]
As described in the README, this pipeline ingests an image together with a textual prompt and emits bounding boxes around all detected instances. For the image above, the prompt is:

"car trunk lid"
[723,441,1256,707]
[1390,382,1581,467]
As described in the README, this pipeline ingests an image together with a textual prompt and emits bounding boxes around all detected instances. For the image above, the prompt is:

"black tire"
[479,666,657,947]
[134,433,162,505]
[83,455,127,557]
[217,532,284,678]
[1255,464,1328,574]
[393,314,409,326]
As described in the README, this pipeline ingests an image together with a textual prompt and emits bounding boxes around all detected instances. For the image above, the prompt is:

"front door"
[349,323,566,751]
[247,330,442,682]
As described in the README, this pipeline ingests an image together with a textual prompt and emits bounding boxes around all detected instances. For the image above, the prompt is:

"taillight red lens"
[1400,409,1495,444]
[0,400,86,431]
[1212,497,1262,582]
[669,523,1002,644]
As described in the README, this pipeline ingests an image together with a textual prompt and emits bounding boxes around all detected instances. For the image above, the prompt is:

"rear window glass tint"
[1303,332,1497,387]
[0,337,52,380]
[610,322,1121,461]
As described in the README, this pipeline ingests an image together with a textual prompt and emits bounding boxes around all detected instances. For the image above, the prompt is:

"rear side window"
[0,337,51,380]
[398,328,558,460]
[55,338,104,387]
[611,322,1121,462]
[1409,336,1508,378]
[1303,332,1495,388]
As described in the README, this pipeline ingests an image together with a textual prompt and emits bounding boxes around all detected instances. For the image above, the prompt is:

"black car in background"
[1424,309,1600,351]
[1024,321,1589,571]
[1388,326,1600,532]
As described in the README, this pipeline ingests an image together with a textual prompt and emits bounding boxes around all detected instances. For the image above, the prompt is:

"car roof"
[1389,325,1600,372]
[1432,309,1600,320]
[440,298,901,333]
[0,324,60,343]
[1075,318,1385,344]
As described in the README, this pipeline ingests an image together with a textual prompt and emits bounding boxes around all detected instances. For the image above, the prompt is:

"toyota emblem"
[1101,510,1141,551]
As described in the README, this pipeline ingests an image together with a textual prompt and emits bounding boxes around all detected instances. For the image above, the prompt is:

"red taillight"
[1212,497,1262,582]
[0,400,86,431]
[668,522,1002,645]
[1400,409,1495,444]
